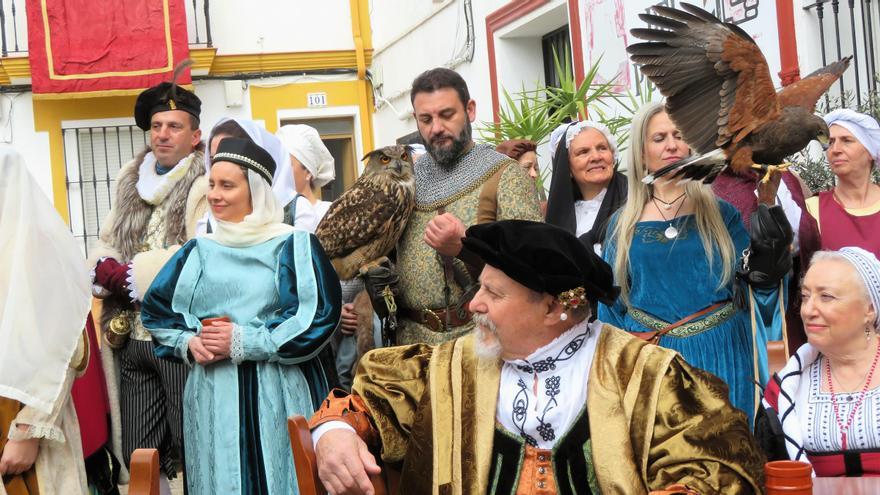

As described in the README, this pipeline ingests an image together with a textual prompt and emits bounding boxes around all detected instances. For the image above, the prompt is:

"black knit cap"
[211,138,276,184]
[134,82,202,131]
[461,220,620,306]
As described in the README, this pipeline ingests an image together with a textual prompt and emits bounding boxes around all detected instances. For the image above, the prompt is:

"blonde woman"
[598,102,791,421]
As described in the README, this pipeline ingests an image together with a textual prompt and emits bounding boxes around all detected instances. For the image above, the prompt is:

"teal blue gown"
[598,200,785,423]
[141,231,341,494]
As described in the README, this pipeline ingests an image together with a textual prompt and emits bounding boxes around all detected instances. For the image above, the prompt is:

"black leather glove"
[358,257,400,320]
[738,204,794,288]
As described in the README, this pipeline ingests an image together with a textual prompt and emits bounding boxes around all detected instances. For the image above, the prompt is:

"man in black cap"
[88,80,207,485]
[308,220,765,494]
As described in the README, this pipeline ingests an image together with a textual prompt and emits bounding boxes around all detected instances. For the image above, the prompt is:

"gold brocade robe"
[353,325,765,494]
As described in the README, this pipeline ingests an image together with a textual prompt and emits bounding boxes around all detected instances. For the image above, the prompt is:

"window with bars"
[63,125,149,256]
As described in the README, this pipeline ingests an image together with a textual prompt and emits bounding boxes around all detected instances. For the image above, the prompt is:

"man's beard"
[472,312,502,361]
[424,121,472,169]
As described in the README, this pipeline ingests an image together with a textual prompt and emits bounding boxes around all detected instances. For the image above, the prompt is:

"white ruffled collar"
[136,152,198,205]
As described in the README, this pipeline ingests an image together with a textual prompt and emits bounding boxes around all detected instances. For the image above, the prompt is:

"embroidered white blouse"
[496,319,602,449]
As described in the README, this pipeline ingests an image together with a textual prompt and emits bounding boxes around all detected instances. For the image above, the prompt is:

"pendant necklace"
[652,196,686,239]
[651,192,685,210]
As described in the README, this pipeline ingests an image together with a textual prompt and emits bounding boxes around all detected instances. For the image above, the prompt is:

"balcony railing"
[0,0,212,58]
[804,0,879,107]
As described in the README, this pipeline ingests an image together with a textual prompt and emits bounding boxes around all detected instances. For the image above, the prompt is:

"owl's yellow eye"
[380,156,391,164]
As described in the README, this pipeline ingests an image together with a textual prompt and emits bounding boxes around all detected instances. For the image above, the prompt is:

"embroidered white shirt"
[496,319,601,449]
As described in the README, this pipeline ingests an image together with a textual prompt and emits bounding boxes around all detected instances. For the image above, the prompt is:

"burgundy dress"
[817,190,880,257]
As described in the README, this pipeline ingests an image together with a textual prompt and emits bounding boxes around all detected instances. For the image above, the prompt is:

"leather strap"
[400,306,472,332]
[633,302,726,344]
[309,389,379,448]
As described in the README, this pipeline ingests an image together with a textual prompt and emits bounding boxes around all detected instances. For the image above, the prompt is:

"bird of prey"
[627,2,850,184]
[315,145,415,280]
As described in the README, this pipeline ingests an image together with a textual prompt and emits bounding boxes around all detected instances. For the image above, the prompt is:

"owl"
[315,145,416,280]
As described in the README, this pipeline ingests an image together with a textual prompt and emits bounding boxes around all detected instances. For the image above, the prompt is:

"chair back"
[767,340,788,376]
[128,448,161,495]
[289,415,326,495]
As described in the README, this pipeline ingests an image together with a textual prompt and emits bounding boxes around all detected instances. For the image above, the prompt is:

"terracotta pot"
[765,460,812,495]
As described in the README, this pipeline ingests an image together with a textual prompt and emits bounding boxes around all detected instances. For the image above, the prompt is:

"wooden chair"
[128,448,161,495]
[767,340,788,376]
[288,414,390,495]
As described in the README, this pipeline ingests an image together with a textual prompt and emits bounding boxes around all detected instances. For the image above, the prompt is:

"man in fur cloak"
[89,79,207,484]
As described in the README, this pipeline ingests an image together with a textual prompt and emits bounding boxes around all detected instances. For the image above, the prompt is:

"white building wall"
[0,93,52,200]
[196,0,355,54]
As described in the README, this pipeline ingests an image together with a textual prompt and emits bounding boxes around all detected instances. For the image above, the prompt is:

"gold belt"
[629,302,736,338]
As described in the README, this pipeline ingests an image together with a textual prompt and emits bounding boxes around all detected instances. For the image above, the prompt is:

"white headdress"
[0,148,91,413]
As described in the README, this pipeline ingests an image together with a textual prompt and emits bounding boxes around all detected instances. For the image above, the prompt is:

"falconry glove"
[358,257,400,346]
[738,204,793,289]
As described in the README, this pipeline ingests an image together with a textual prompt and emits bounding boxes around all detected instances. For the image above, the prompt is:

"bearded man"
[90,81,207,483]
[391,68,542,346]
[309,220,765,494]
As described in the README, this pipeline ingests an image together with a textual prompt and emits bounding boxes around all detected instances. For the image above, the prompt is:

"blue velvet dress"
[598,200,784,423]
[141,231,341,494]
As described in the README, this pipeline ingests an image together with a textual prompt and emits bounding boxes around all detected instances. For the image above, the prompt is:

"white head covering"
[275,124,336,198]
[549,120,619,162]
[201,118,290,233]
[837,246,880,329]
[823,109,880,167]
[205,167,294,248]
[0,148,91,413]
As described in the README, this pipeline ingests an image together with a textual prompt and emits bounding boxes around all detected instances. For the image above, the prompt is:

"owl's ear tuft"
[361,149,381,162]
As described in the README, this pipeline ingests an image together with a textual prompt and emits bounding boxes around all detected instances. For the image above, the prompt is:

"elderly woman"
[141,138,341,494]
[598,102,791,422]
[274,124,336,233]
[757,247,880,477]
[545,121,627,254]
[805,109,880,257]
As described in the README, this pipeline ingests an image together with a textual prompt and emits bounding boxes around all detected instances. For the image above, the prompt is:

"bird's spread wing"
[627,2,780,154]
[776,57,851,112]
[315,179,404,260]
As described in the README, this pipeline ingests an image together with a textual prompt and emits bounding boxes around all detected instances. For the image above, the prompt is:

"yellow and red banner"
[26,0,191,97]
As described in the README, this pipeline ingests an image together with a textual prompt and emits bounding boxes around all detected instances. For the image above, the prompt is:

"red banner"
[26,0,191,97]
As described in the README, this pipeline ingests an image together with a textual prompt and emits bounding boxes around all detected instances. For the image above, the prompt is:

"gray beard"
[425,122,472,169]
[472,313,503,362]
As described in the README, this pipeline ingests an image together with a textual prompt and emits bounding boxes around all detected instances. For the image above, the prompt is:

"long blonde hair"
[610,102,735,305]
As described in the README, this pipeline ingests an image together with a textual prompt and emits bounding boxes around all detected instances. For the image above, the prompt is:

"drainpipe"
[776,0,801,86]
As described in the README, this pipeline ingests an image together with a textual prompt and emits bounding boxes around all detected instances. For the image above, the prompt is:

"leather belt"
[399,306,473,333]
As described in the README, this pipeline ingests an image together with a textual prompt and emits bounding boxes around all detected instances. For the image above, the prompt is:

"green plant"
[478,84,557,147]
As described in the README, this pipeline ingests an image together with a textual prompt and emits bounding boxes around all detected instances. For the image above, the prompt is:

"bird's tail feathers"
[642,148,727,185]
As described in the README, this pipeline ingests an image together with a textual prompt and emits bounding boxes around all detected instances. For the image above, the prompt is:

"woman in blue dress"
[599,102,789,423]
[141,138,341,494]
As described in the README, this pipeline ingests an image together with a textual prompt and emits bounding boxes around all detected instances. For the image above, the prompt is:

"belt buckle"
[423,308,444,332]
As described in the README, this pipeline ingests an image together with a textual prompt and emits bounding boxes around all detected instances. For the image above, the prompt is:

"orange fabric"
[0,397,39,495]
[515,445,556,495]
[309,389,379,448]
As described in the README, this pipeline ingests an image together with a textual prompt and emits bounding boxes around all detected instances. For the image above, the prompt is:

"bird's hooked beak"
[817,133,830,151]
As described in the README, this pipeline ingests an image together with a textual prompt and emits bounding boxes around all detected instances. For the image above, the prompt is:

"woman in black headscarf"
[545,121,627,255]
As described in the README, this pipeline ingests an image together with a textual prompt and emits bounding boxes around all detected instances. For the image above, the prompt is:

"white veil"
[205,169,294,248]
[0,148,91,413]
[202,118,291,233]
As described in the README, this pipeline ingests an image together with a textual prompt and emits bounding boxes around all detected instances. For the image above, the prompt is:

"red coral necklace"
[825,338,880,450]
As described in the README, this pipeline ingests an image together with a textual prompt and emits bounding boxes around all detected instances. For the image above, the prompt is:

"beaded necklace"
[825,338,880,450]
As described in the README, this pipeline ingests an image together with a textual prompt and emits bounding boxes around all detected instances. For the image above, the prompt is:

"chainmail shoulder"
[414,144,514,210]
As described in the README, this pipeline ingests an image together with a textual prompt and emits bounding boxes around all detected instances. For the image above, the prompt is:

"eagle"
[315,145,415,280]
[626,2,850,184]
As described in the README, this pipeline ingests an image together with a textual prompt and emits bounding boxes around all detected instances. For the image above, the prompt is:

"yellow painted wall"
[249,80,374,153]
[33,96,136,223]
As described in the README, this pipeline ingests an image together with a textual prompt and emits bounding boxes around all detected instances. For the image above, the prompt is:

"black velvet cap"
[134,82,202,131]
[212,138,276,184]
[461,220,620,305]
